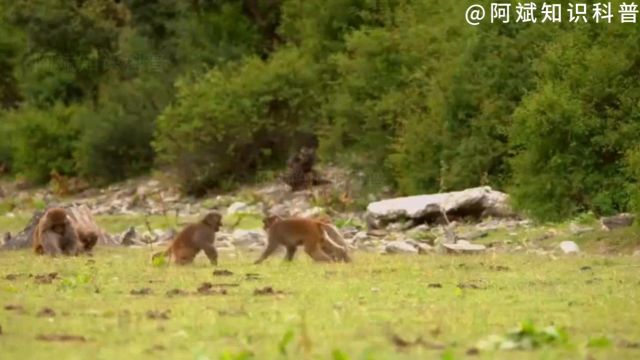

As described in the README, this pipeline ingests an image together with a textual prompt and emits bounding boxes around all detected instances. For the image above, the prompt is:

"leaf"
[278,329,295,355]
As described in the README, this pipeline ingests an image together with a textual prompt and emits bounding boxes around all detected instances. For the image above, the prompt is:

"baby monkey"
[152,212,222,265]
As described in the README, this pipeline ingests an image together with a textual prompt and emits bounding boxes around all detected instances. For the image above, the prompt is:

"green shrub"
[74,77,169,183]
[9,103,80,184]
[154,47,320,194]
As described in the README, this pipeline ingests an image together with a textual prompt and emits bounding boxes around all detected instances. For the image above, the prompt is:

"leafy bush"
[74,77,170,183]
[154,48,320,194]
[9,103,81,184]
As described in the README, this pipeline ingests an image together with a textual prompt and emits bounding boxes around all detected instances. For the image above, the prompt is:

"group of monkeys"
[32,207,352,265]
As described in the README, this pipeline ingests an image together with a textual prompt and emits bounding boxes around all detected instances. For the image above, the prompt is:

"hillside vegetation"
[0,0,639,221]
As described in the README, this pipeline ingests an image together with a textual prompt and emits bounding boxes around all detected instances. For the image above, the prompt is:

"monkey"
[255,216,351,264]
[151,212,222,265]
[76,229,98,254]
[32,207,79,256]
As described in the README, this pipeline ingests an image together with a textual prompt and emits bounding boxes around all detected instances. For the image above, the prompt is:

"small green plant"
[278,329,295,355]
[151,254,168,267]
[477,321,569,351]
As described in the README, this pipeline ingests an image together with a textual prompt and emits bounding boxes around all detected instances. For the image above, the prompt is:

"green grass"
[1,249,639,359]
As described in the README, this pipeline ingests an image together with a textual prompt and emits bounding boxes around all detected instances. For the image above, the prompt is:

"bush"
[74,77,169,183]
[154,48,320,194]
[9,103,80,184]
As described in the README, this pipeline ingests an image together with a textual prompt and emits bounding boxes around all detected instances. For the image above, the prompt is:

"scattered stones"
[559,241,580,254]
[600,213,635,231]
[384,241,419,254]
[231,230,266,247]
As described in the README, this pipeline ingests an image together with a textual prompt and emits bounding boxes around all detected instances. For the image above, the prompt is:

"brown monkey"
[76,228,98,254]
[32,208,79,256]
[255,216,351,264]
[152,212,222,265]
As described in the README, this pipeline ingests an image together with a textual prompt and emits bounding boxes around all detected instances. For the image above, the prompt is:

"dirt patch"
[428,283,442,288]
[245,273,261,281]
[457,282,486,290]
[254,286,284,296]
[146,310,170,320]
[130,288,153,296]
[4,304,25,313]
[166,289,189,297]
[37,308,56,317]
[37,334,86,342]
[4,273,26,281]
[33,272,59,284]
[146,345,166,352]
[213,269,234,276]
[196,282,228,295]
[388,333,445,350]
[618,339,640,349]
[489,265,511,272]
[218,309,248,317]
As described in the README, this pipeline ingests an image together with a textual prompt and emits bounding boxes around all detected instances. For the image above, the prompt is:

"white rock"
[384,241,419,254]
[569,223,594,235]
[559,241,580,254]
[442,240,486,253]
[227,202,249,214]
[231,229,266,247]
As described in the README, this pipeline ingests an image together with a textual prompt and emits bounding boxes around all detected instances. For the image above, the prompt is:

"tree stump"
[1,204,115,250]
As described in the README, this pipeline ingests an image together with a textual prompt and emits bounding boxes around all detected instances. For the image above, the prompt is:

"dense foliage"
[0,0,639,219]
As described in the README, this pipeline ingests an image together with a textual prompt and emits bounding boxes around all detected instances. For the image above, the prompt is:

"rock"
[156,229,176,243]
[299,206,325,218]
[559,241,580,254]
[600,213,635,231]
[457,230,489,241]
[227,202,249,214]
[384,241,419,254]
[231,230,266,248]
[367,229,387,238]
[569,223,594,235]
[405,239,434,253]
[442,240,486,253]
[366,186,514,227]
[120,227,140,246]
[633,250,640,257]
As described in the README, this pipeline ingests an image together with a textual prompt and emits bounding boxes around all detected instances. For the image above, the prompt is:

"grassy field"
[1,247,639,360]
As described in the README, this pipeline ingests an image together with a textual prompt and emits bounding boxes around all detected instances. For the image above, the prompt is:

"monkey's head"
[202,212,222,231]
[79,230,98,250]
[44,208,70,235]
[262,215,282,230]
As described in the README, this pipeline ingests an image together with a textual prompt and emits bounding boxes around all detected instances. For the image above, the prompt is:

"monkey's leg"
[61,226,79,256]
[284,246,297,261]
[254,240,280,264]
[202,243,218,265]
[304,242,332,262]
[41,232,62,256]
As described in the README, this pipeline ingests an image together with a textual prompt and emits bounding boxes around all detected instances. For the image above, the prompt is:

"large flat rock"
[366,186,512,223]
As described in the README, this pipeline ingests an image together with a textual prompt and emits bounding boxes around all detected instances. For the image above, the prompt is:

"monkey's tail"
[319,223,353,251]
